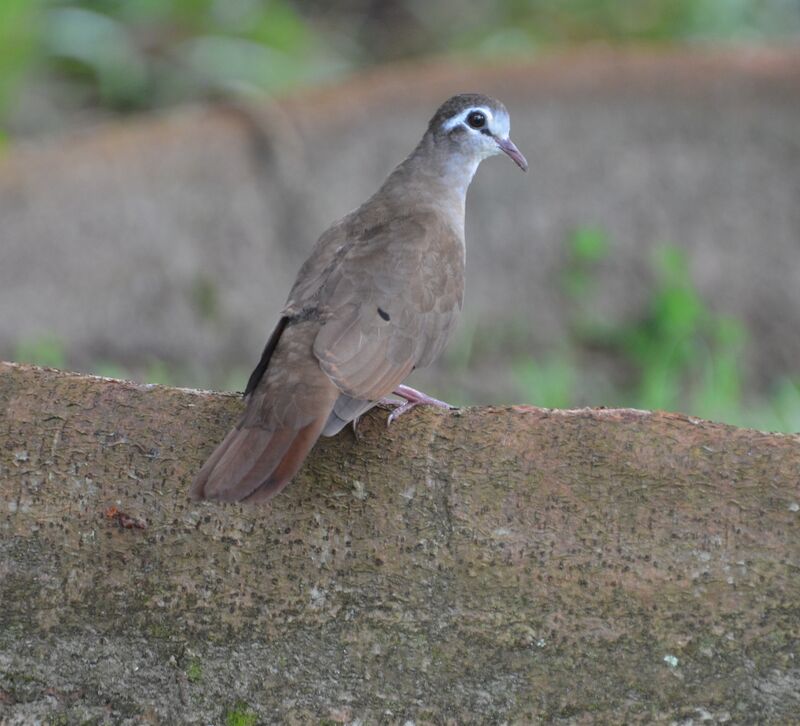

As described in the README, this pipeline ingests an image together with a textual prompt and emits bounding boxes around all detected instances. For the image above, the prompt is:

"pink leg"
[381,384,454,425]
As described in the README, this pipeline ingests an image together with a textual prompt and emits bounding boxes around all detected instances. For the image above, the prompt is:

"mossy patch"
[224,702,257,726]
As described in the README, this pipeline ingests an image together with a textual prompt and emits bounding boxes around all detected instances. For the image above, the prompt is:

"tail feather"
[189,317,342,503]
[208,428,276,491]
[207,426,296,502]
[188,426,241,500]
[189,413,331,503]
[190,425,292,502]
[242,416,330,503]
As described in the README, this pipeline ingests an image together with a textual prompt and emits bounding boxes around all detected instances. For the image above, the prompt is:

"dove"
[190,93,527,503]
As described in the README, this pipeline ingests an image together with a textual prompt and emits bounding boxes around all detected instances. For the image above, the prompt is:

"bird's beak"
[496,136,528,172]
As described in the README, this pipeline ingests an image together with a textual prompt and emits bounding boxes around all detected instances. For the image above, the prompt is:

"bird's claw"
[387,400,419,425]
[383,384,454,426]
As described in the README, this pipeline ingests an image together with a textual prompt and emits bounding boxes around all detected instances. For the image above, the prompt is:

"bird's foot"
[382,384,455,426]
[351,417,363,442]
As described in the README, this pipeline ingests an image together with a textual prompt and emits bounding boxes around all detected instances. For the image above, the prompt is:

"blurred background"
[3,1,800,137]
[1,0,800,431]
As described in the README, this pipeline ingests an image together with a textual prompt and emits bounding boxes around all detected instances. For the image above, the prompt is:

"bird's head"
[429,93,528,172]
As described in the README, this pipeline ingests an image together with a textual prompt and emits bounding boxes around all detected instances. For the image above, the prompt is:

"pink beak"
[496,137,528,172]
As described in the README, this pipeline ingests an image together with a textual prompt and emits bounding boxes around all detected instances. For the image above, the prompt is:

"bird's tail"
[188,414,330,503]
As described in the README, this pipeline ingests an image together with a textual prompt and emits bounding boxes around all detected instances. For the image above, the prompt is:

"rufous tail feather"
[189,414,329,503]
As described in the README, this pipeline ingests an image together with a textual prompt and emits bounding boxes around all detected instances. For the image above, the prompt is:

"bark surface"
[1,362,798,723]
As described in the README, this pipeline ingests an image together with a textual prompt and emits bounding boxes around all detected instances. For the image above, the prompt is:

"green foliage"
[44,5,149,109]
[766,379,800,432]
[0,0,40,122]
[2,1,799,132]
[4,0,338,125]
[561,226,608,300]
[437,0,800,57]
[610,245,746,414]
[139,359,173,386]
[11,334,180,386]
[510,228,799,431]
[14,335,67,369]
[513,353,576,410]
[90,360,129,380]
[224,702,257,726]
[186,658,202,683]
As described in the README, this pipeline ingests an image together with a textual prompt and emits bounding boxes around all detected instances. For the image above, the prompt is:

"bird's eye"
[467,111,486,129]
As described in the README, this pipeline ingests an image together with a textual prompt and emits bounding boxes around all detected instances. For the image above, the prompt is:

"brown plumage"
[190,93,527,503]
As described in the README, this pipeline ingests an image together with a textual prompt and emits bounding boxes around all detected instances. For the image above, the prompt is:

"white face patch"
[441,106,511,140]
[442,105,493,132]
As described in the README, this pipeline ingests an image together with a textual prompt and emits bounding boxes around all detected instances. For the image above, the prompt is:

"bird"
[189,93,527,504]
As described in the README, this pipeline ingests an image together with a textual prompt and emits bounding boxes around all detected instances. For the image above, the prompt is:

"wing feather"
[310,210,464,404]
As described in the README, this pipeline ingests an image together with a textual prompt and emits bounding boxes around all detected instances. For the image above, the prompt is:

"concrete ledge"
[1,361,799,722]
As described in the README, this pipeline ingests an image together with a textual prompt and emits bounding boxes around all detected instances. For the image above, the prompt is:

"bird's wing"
[310,209,464,402]
[190,207,464,503]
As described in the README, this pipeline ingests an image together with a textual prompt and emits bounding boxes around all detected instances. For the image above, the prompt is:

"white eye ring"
[442,106,494,133]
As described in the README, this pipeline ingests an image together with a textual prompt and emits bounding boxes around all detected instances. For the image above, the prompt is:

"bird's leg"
[382,384,455,425]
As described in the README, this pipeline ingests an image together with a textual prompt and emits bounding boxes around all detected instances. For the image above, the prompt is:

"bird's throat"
[383,136,479,230]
